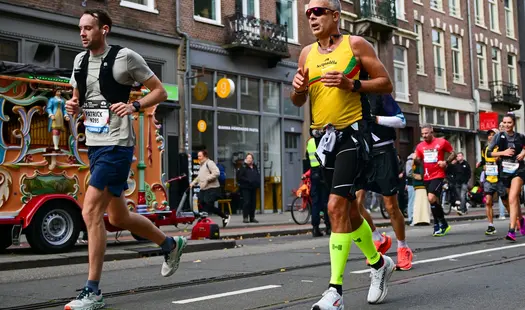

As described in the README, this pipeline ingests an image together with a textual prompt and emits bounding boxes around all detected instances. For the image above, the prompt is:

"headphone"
[103,30,107,34]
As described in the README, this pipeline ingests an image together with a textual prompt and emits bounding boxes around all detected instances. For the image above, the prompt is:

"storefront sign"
[197,120,207,132]
[193,81,208,102]
[216,78,235,99]
[163,83,179,101]
[218,125,259,133]
[479,112,499,131]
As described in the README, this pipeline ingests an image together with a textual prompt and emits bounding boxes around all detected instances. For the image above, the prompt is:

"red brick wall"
[1,0,178,36]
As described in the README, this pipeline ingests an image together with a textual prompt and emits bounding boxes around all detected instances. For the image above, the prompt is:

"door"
[284,132,302,210]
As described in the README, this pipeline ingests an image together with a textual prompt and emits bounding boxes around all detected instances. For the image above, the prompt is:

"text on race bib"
[423,149,438,163]
[485,164,498,176]
[502,161,519,174]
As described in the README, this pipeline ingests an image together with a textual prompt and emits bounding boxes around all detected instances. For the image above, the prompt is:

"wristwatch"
[352,80,361,92]
[132,101,141,112]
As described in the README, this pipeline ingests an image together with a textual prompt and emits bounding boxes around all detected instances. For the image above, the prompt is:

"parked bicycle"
[290,172,312,225]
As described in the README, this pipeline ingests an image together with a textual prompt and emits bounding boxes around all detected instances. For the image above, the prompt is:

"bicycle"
[290,172,312,225]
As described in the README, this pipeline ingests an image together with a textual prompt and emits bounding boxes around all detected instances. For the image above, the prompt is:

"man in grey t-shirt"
[64,9,186,310]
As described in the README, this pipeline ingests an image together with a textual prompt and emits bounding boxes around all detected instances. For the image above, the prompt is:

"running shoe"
[311,287,344,310]
[223,215,231,228]
[161,236,187,277]
[432,224,440,236]
[374,233,392,255]
[506,231,516,241]
[520,217,525,235]
[368,255,395,304]
[64,287,104,310]
[396,247,413,271]
[485,226,497,235]
[433,225,451,237]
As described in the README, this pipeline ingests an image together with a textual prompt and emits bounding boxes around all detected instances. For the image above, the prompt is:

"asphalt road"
[1,219,524,310]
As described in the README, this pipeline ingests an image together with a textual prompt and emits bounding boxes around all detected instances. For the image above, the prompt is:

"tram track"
[0,236,514,310]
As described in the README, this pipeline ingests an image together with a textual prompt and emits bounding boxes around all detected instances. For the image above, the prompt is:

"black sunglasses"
[306,7,334,18]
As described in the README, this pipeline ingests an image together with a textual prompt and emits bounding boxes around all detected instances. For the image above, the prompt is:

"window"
[476,43,488,88]
[276,0,298,43]
[283,84,300,116]
[508,54,517,86]
[505,0,515,37]
[194,0,222,24]
[146,62,163,80]
[0,39,18,62]
[431,0,443,11]
[447,110,457,127]
[488,0,499,32]
[396,0,405,19]
[414,23,424,74]
[340,17,353,33]
[237,0,260,17]
[59,49,81,70]
[216,72,237,109]
[263,81,280,113]
[393,46,409,102]
[451,35,464,83]
[120,0,158,13]
[475,0,485,26]
[241,77,259,111]
[491,48,502,82]
[449,0,460,17]
[436,109,446,125]
[432,29,446,90]
[459,112,467,127]
[425,107,435,124]
[191,69,213,107]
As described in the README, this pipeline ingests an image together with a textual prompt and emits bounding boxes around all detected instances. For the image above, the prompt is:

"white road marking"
[172,285,282,304]
[301,280,314,283]
[350,243,525,274]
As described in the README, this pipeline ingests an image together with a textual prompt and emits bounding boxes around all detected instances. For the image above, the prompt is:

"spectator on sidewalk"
[237,153,261,223]
[190,150,231,227]
[412,157,431,225]
[450,152,471,215]
[305,137,331,237]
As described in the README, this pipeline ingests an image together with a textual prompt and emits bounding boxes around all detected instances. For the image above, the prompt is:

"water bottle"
[192,192,199,213]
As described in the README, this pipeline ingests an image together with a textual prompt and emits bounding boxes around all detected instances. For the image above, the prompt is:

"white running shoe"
[161,236,187,277]
[367,255,395,304]
[311,287,344,310]
[64,287,104,310]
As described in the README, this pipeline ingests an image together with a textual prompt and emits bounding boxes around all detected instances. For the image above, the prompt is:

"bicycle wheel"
[291,196,311,225]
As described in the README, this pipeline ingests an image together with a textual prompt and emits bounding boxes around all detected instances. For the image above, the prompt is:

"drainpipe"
[517,0,525,116]
[175,0,192,182]
[466,0,481,163]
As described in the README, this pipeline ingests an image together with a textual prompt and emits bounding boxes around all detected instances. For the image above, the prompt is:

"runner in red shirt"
[415,124,456,236]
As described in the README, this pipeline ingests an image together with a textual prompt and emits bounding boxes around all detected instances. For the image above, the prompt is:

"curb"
[0,240,236,272]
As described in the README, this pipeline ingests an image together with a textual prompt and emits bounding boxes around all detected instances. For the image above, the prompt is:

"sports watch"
[132,101,141,112]
[352,80,361,92]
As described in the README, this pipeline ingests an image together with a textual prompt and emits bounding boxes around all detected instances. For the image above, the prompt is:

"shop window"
[241,77,259,111]
[25,41,55,67]
[436,108,446,125]
[283,84,300,116]
[191,69,213,107]
[459,112,467,127]
[191,109,214,159]
[59,49,81,70]
[217,112,260,191]
[0,38,19,62]
[146,61,163,80]
[216,72,237,109]
[263,81,280,113]
[447,110,457,127]
[263,116,282,212]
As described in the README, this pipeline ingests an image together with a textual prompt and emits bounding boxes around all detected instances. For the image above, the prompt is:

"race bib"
[485,164,498,176]
[423,149,438,163]
[502,161,519,174]
[83,100,110,134]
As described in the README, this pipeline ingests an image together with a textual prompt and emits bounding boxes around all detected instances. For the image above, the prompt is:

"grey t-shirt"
[70,46,154,146]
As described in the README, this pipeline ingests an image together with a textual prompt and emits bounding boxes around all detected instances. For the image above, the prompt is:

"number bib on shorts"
[423,149,438,163]
[485,163,499,176]
[83,100,110,134]
[502,161,519,174]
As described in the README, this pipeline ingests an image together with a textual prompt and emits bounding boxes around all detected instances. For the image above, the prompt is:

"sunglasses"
[306,7,334,18]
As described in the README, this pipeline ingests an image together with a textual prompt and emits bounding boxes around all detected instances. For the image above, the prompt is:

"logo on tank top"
[317,58,338,68]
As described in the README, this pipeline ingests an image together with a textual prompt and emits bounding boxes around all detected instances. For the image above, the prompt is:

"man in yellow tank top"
[477,129,509,235]
[290,1,395,309]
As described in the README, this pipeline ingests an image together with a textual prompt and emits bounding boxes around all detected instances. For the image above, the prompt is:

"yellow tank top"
[483,145,499,183]
[305,35,365,130]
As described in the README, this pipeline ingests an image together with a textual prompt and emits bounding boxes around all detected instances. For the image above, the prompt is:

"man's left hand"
[438,160,447,168]
[110,102,135,117]
[321,71,353,90]
[518,152,525,161]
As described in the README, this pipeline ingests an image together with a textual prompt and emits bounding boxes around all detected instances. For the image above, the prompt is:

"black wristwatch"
[352,80,361,92]
[132,101,141,112]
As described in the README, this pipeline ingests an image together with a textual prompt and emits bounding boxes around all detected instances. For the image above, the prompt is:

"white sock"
[397,239,408,248]
[372,229,383,241]
[489,223,494,227]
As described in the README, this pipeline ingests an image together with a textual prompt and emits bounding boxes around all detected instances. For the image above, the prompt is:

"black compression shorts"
[361,147,399,197]
[424,178,444,197]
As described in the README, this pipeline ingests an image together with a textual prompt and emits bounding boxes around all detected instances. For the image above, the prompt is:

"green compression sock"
[350,219,381,265]
[329,232,352,285]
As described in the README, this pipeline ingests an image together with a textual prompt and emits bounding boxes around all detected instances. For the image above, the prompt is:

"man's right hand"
[502,148,515,157]
[66,98,80,115]
[292,67,309,93]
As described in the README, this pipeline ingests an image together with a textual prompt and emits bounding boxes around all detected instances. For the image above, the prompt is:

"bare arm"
[351,36,393,94]
[290,45,312,107]
[138,75,168,109]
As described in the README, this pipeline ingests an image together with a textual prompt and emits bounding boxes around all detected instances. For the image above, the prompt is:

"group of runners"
[60,1,525,309]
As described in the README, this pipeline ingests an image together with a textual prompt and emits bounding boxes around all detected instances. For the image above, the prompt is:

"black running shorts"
[424,178,444,197]
[316,121,371,201]
[361,148,399,197]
